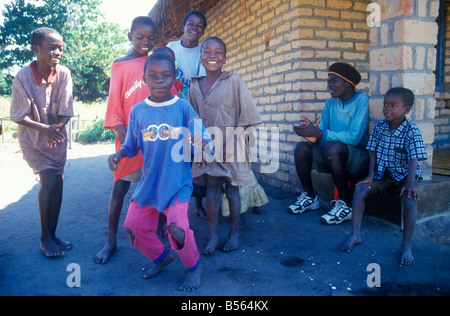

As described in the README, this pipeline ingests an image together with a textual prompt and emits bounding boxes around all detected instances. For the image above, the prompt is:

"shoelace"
[329,200,346,216]
[295,192,310,206]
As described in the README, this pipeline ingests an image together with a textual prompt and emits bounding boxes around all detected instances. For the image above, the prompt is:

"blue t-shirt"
[121,96,210,212]
[319,91,370,148]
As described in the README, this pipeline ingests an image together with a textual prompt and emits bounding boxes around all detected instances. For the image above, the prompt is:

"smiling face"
[144,58,176,103]
[383,94,411,129]
[128,24,157,57]
[183,14,205,44]
[32,32,64,71]
[201,38,226,73]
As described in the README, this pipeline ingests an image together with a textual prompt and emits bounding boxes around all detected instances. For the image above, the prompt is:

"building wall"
[202,0,372,192]
[196,0,447,192]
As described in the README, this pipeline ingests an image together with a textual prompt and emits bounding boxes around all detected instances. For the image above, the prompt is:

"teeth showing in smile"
[208,61,217,64]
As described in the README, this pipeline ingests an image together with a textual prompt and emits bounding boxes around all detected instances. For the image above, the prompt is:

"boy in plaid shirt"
[341,88,428,266]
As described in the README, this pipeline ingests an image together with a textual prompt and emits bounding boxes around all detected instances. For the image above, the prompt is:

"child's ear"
[31,44,39,55]
[128,32,133,42]
[404,106,412,115]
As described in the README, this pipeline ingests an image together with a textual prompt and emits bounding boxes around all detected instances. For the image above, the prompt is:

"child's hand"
[44,123,65,144]
[108,154,121,172]
[190,133,205,150]
[357,176,374,189]
[400,182,419,200]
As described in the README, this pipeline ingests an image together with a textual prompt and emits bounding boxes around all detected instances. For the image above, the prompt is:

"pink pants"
[124,200,200,271]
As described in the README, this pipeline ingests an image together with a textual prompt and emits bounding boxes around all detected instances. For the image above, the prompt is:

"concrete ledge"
[311,171,450,226]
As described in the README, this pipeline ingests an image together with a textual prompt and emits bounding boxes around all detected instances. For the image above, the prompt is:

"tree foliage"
[0,0,129,101]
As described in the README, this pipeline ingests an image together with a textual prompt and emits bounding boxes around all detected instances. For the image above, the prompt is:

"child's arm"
[16,116,66,145]
[357,151,377,188]
[399,158,419,200]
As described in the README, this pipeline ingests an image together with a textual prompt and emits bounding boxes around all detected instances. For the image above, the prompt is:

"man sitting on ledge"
[289,62,370,225]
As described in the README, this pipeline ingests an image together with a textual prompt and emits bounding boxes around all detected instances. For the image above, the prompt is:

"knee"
[168,224,186,249]
[206,186,222,202]
[224,184,239,200]
[294,142,312,159]
[125,228,136,239]
[402,196,418,216]
[354,183,370,200]
[324,142,347,158]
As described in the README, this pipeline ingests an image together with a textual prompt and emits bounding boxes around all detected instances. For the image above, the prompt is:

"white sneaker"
[288,192,320,214]
[320,200,352,225]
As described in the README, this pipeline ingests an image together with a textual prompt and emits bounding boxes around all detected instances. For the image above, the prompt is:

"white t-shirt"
[167,40,206,88]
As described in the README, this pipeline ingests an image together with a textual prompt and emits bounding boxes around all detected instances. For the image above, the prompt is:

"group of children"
[10,10,428,292]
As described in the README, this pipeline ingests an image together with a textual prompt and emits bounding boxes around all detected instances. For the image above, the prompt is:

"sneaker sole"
[287,203,320,215]
[320,214,352,225]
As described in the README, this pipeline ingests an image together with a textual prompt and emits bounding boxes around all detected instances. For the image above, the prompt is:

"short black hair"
[201,36,227,56]
[385,87,415,108]
[144,52,176,75]
[131,16,157,33]
[31,27,60,46]
[182,10,207,30]
[153,46,175,59]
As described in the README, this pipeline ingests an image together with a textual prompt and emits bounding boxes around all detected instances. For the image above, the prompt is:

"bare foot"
[40,240,65,258]
[142,251,175,279]
[55,237,73,251]
[341,234,362,253]
[203,234,218,256]
[94,241,117,264]
[179,264,202,292]
[400,246,415,266]
[223,232,239,252]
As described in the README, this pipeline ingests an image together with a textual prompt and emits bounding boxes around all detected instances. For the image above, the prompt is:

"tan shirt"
[10,62,74,173]
[189,72,262,186]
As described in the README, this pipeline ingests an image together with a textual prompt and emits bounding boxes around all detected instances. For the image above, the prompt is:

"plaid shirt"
[367,119,428,183]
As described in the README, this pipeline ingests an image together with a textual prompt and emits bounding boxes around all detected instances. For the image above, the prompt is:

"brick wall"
[202,0,372,192]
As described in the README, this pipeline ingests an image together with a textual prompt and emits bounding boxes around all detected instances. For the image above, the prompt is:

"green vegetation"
[78,118,116,143]
[0,0,128,102]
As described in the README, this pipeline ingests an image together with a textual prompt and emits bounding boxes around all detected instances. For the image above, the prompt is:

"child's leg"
[342,182,379,252]
[324,142,351,205]
[38,169,71,257]
[294,142,315,197]
[204,175,224,255]
[223,180,240,252]
[124,201,174,278]
[165,200,201,291]
[94,179,131,264]
[400,195,418,266]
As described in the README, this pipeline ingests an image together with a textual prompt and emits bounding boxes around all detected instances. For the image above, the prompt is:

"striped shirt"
[367,119,428,183]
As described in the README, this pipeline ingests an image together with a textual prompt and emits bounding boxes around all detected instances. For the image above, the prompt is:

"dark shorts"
[372,175,417,193]
[312,144,369,178]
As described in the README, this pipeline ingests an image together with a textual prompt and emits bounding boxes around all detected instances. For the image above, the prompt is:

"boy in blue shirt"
[289,63,370,225]
[108,53,211,291]
[341,87,428,266]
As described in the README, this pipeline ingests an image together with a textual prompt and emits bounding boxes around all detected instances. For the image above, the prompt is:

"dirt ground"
[0,141,449,298]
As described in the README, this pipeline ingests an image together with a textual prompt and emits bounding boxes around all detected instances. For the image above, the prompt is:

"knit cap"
[328,63,361,87]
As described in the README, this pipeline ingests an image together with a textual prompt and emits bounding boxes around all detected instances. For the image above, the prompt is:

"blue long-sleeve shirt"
[318,91,370,148]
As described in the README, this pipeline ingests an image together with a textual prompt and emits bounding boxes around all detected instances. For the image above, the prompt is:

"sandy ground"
[0,141,449,298]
